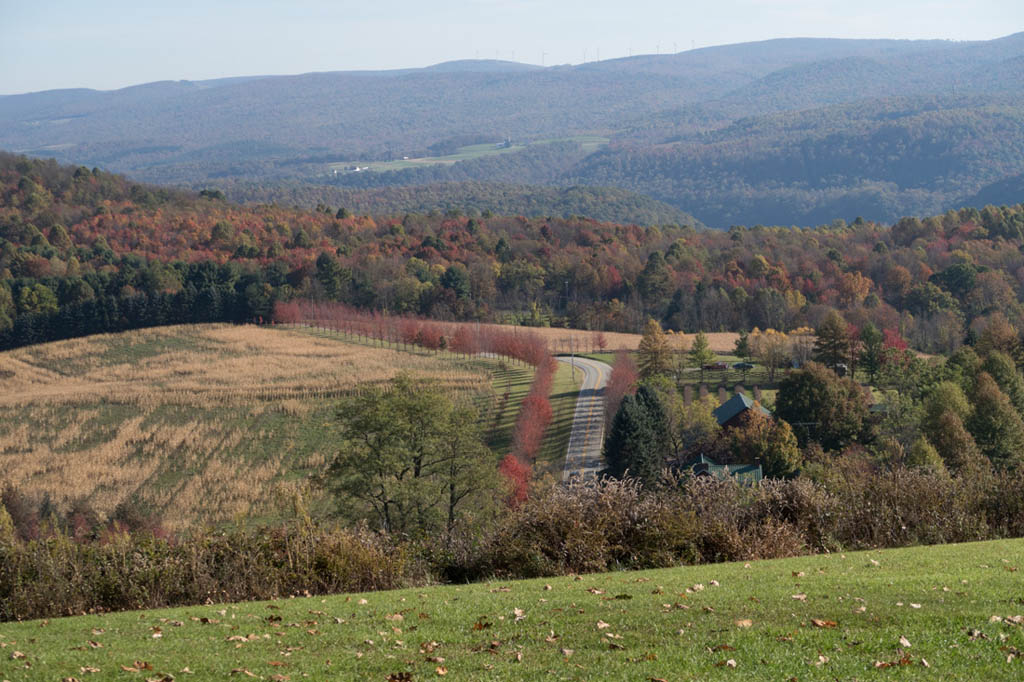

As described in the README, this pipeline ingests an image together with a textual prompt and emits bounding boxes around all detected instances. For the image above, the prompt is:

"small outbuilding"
[682,454,763,484]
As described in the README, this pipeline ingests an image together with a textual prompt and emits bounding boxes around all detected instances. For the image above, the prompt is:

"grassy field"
[535,361,584,476]
[0,325,545,530]
[541,328,740,355]
[328,136,609,173]
[3,539,1023,680]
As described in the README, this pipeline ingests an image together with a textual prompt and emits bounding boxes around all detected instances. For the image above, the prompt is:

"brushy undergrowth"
[5,465,1024,622]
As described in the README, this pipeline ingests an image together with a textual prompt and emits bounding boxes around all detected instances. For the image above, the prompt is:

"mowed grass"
[4,539,1024,680]
[290,325,541,458]
[535,361,584,475]
[297,325,584,470]
[0,324,533,530]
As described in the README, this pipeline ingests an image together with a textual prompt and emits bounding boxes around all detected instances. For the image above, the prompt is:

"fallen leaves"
[810,619,837,628]
[873,654,914,668]
[120,661,153,673]
[791,593,807,601]
[734,619,753,628]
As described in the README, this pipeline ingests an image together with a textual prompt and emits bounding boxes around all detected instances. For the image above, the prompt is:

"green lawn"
[4,539,1023,680]
[328,136,609,173]
[294,326,538,456]
[535,361,584,475]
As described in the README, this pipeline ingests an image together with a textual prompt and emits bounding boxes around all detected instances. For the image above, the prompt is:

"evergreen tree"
[906,436,948,476]
[967,372,1024,468]
[921,381,972,437]
[813,310,850,371]
[637,318,672,379]
[859,322,884,384]
[688,330,715,382]
[734,330,750,360]
[928,409,988,475]
[601,385,671,487]
[637,251,671,309]
[981,351,1024,414]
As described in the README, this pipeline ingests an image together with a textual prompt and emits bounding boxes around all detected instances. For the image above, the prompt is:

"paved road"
[557,356,612,483]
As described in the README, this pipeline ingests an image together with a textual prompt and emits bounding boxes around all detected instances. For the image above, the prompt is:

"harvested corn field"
[0,324,507,530]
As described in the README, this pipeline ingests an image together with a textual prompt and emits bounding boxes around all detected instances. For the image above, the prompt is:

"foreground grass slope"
[0,324,541,529]
[2,539,1022,680]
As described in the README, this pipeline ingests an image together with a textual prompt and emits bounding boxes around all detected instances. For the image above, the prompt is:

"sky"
[1,0,1022,95]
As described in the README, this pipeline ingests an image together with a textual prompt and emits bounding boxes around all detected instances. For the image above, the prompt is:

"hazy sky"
[2,0,1022,94]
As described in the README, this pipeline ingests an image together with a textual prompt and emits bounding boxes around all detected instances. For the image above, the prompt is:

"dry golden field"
[0,324,503,530]
[493,324,740,354]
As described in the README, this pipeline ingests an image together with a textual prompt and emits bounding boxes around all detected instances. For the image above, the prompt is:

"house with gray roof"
[713,393,771,428]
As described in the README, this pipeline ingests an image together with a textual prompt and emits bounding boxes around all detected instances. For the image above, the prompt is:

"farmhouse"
[713,392,771,428]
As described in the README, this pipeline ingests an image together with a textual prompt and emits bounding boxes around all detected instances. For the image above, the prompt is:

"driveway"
[556,355,612,482]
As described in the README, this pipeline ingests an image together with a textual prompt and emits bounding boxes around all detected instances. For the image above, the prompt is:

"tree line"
[5,152,1024,365]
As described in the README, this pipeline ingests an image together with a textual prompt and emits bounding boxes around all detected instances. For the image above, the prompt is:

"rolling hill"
[2,33,1024,226]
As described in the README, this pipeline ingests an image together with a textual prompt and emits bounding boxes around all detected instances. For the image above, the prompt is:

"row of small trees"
[276,299,561,510]
[275,300,550,367]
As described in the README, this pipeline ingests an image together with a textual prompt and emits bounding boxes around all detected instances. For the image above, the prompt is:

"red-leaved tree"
[498,454,531,507]
[604,350,638,427]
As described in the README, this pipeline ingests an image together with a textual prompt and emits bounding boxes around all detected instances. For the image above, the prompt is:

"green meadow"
[3,539,1023,680]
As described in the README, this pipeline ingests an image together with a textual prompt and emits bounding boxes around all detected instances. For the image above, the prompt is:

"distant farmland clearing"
[328,136,609,173]
[0,324,521,530]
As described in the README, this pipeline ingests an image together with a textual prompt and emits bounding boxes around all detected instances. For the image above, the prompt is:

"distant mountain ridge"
[2,33,1023,226]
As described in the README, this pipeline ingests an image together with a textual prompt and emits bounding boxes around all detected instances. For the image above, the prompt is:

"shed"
[683,454,763,484]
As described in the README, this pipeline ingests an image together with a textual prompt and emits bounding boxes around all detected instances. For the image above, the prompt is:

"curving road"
[557,356,612,483]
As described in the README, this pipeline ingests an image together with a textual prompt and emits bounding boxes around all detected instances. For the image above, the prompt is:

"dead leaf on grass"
[810,619,837,628]
[735,619,753,628]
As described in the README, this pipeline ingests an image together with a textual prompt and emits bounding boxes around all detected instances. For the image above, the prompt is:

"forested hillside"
[3,153,1024,356]
[2,34,1024,226]
[214,180,702,227]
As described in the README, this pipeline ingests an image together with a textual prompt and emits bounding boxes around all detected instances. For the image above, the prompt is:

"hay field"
[0,324,497,530]
[493,324,739,354]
